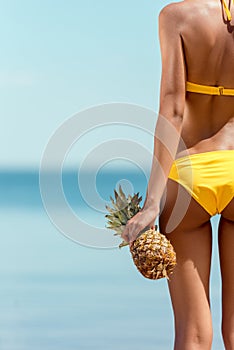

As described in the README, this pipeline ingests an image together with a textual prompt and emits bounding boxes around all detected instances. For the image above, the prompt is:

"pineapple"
[105,185,176,280]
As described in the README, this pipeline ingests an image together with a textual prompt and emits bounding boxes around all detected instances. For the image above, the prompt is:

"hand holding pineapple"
[105,185,176,280]
[121,204,158,245]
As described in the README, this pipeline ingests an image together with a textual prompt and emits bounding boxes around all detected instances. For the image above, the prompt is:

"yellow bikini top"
[186,0,234,96]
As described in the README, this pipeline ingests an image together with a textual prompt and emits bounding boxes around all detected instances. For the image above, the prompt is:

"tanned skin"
[121,1,234,349]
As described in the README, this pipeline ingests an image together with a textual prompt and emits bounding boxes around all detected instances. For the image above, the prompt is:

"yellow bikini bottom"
[168,150,234,216]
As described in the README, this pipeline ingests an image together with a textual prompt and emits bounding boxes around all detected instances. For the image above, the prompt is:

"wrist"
[143,197,160,211]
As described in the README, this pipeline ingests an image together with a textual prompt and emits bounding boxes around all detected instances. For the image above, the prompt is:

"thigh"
[159,179,213,335]
[218,212,234,325]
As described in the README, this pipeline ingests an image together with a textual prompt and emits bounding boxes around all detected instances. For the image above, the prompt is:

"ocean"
[0,169,224,349]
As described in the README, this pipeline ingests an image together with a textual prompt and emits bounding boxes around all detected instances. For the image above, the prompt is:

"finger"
[121,228,129,242]
[128,227,141,243]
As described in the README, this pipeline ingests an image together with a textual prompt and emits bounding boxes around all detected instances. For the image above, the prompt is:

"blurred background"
[1,0,224,349]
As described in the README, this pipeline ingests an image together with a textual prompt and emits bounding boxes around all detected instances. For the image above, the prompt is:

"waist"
[174,149,234,162]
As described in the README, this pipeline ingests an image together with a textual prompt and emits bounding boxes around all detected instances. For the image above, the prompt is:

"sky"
[1,0,173,170]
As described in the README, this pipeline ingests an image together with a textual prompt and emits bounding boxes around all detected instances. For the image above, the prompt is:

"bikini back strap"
[186,81,234,96]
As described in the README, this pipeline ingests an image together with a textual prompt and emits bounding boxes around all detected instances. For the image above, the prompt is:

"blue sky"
[1,0,173,169]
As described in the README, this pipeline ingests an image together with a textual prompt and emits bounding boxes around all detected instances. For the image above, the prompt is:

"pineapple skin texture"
[130,229,176,280]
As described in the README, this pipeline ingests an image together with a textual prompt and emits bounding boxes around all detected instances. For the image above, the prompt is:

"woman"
[121,0,234,349]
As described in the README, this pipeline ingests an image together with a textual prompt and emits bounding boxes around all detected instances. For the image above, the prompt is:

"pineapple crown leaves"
[105,185,142,222]
[105,185,143,247]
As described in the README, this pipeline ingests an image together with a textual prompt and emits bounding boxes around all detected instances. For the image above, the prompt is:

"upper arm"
[158,4,187,119]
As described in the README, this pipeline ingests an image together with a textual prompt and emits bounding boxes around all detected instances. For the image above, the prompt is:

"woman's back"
[171,0,234,156]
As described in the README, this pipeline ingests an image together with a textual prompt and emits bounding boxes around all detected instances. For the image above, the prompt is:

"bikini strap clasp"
[218,86,224,95]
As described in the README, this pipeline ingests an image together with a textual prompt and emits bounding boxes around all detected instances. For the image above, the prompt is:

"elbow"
[171,110,184,125]
[159,92,185,124]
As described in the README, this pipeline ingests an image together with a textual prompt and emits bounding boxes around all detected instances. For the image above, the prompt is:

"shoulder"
[158,2,186,27]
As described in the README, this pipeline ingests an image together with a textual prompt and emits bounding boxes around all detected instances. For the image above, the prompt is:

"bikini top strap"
[221,0,233,21]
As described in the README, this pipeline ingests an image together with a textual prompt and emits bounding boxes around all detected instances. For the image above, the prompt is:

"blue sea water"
[0,170,224,349]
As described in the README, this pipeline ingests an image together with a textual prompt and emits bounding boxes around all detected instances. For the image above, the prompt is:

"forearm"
[143,106,183,211]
